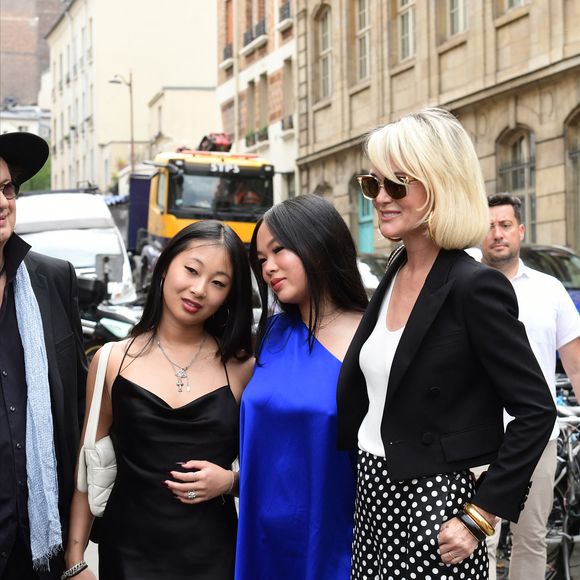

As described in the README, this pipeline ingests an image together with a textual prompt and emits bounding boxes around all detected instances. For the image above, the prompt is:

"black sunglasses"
[0,181,20,200]
[356,174,417,201]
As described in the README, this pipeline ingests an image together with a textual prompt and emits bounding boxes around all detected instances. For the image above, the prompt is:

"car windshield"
[521,247,580,290]
[168,173,273,214]
[21,228,122,269]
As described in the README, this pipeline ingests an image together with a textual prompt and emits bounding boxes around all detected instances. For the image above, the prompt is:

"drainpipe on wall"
[233,0,240,145]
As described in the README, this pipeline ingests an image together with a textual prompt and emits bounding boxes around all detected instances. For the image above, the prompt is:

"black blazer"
[337,248,556,522]
[25,250,87,574]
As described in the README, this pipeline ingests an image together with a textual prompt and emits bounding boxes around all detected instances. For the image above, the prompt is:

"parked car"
[466,244,580,314]
[467,243,580,374]
[357,252,388,298]
[519,245,580,313]
[15,192,137,304]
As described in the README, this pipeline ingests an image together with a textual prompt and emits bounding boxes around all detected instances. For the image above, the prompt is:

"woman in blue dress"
[235,194,369,580]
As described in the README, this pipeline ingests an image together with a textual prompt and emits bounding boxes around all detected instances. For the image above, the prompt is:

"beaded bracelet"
[464,503,495,536]
[60,560,88,579]
[458,511,487,542]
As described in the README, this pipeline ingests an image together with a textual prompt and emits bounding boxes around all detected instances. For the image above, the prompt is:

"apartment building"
[217,0,298,201]
[0,0,62,106]
[46,0,221,191]
[295,0,580,254]
[0,105,51,140]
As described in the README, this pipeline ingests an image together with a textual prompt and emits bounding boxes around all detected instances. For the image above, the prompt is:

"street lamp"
[108,70,135,174]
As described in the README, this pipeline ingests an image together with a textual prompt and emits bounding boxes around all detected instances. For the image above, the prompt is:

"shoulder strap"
[223,361,231,388]
[386,244,405,270]
[83,342,114,448]
[117,335,138,375]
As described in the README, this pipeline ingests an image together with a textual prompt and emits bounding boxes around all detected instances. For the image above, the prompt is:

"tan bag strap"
[83,342,114,448]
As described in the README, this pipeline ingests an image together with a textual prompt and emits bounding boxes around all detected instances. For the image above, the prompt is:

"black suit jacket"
[337,248,556,522]
[25,250,87,575]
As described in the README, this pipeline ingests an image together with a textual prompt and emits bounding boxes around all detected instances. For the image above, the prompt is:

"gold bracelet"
[464,503,495,537]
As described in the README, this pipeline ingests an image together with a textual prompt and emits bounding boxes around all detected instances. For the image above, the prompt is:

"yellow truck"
[138,147,274,283]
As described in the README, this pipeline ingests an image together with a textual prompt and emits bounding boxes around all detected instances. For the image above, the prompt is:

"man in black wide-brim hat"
[0,132,87,579]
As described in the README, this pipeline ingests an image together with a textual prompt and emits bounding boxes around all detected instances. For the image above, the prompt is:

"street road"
[79,537,580,578]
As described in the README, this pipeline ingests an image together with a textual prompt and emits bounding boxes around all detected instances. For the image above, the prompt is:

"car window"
[521,247,580,289]
[21,228,122,269]
[357,254,388,294]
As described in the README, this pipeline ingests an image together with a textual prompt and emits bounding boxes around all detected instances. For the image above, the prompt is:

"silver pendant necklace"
[157,334,208,392]
[318,309,343,330]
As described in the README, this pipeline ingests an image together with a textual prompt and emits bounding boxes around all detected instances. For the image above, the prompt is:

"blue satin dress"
[236,314,356,580]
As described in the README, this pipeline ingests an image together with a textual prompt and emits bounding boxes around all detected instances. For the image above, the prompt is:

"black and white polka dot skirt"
[351,450,487,580]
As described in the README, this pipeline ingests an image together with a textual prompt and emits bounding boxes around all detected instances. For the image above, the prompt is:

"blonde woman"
[337,108,556,579]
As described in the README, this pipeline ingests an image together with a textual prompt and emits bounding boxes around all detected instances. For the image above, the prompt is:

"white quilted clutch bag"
[76,342,117,517]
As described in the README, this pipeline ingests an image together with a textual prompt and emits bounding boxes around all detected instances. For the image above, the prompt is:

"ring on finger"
[186,490,197,500]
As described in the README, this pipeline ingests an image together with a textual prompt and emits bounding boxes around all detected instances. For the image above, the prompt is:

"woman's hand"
[437,516,479,566]
[164,460,235,504]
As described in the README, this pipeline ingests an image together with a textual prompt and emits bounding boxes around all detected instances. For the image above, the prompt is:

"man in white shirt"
[480,193,580,580]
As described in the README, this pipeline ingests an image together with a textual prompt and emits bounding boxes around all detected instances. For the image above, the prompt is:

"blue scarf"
[14,262,62,570]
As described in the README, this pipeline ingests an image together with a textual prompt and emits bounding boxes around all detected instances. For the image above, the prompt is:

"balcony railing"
[246,130,257,147]
[278,2,293,31]
[281,115,294,131]
[243,29,254,47]
[279,2,291,22]
[241,19,268,56]
[254,19,266,38]
[223,43,233,61]
[245,127,269,148]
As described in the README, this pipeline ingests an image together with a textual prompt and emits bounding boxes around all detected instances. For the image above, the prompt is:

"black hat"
[0,132,49,184]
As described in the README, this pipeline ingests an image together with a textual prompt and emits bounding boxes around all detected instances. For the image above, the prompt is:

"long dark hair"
[249,194,368,355]
[132,220,253,362]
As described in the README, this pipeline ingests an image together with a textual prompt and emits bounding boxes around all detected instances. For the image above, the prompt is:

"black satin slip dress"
[98,362,239,580]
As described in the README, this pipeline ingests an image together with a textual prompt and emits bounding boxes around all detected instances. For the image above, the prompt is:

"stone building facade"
[295,0,580,254]
[217,0,298,201]
[0,0,62,106]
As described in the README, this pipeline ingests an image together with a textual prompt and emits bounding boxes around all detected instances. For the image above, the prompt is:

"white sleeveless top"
[357,275,404,458]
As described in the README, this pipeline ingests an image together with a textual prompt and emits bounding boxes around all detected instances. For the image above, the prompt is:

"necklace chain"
[318,309,343,330]
[157,334,208,393]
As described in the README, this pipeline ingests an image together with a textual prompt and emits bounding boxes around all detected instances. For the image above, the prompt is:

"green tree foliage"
[20,155,51,192]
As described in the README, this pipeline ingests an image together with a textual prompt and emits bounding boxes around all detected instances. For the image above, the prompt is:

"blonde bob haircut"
[365,107,489,250]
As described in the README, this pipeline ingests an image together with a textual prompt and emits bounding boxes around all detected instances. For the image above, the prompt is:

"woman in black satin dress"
[64,221,255,580]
